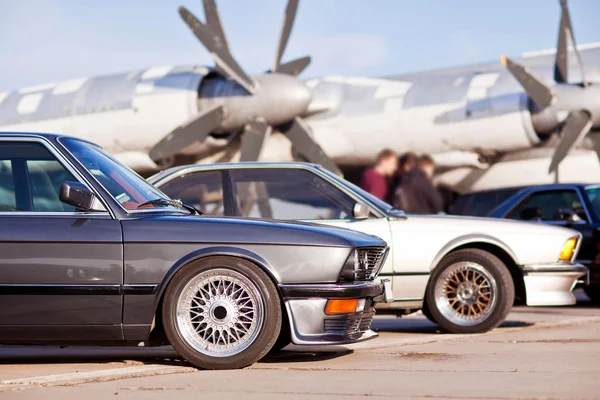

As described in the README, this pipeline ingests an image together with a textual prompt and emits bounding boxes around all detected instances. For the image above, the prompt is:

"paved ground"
[0,290,599,400]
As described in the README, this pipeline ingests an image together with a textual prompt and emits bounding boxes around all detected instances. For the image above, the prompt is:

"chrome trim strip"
[521,262,588,274]
[0,211,110,217]
[123,284,158,295]
[0,284,121,295]
[379,271,430,276]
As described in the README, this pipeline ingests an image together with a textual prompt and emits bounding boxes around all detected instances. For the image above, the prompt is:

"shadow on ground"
[0,345,185,366]
[260,347,352,364]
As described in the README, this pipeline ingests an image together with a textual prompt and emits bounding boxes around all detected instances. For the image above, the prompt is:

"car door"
[226,167,395,277]
[0,138,123,341]
[504,188,595,264]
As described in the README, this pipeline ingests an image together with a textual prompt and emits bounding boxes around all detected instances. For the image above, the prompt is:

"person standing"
[390,152,417,208]
[394,154,444,214]
[360,149,398,200]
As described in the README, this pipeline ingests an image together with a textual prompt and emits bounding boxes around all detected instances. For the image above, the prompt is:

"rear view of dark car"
[451,184,600,303]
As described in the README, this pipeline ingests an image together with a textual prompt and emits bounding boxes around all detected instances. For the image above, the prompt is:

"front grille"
[324,309,375,340]
[356,246,387,280]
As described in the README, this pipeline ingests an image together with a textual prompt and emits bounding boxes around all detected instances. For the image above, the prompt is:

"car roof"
[0,131,66,140]
[149,161,322,183]
[0,131,100,147]
[461,183,600,196]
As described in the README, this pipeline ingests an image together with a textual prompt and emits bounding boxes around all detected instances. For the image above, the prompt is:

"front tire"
[162,256,281,369]
[425,249,514,334]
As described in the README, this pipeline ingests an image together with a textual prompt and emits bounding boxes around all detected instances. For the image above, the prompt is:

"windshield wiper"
[136,198,203,215]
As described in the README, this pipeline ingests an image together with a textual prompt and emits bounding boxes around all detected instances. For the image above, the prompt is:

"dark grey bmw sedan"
[0,133,388,370]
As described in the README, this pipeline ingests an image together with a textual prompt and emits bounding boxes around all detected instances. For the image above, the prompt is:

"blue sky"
[0,0,597,91]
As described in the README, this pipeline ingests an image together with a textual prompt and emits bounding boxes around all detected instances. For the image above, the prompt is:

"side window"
[158,171,225,216]
[0,142,78,212]
[508,190,585,222]
[454,188,520,217]
[229,169,354,220]
[0,160,15,211]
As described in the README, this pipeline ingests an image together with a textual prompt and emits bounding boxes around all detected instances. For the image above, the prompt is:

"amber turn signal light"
[559,238,577,261]
[325,299,358,315]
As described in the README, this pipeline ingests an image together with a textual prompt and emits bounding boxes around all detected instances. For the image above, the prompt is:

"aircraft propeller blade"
[548,110,593,174]
[276,56,311,76]
[149,104,224,163]
[279,117,342,175]
[202,0,230,54]
[555,0,587,86]
[179,6,256,93]
[273,0,299,73]
[240,119,271,162]
[501,55,555,109]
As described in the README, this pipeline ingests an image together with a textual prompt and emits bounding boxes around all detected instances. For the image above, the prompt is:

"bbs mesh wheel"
[162,256,281,369]
[425,249,514,334]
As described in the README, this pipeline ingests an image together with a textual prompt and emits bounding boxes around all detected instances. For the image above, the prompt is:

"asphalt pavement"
[0,290,598,400]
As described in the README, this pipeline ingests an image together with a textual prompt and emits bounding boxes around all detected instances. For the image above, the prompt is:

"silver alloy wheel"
[176,268,264,358]
[434,262,498,327]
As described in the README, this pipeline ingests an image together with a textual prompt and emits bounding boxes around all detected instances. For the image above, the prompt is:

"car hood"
[123,213,386,248]
[404,214,580,237]
[395,214,582,266]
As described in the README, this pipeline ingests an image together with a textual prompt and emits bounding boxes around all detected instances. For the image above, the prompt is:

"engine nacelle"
[430,91,541,154]
[197,73,312,133]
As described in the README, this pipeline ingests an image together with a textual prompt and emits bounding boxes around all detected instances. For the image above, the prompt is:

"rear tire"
[425,249,514,334]
[162,256,281,369]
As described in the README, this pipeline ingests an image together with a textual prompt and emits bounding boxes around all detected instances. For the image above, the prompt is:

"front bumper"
[279,281,384,345]
[521,262,588,306]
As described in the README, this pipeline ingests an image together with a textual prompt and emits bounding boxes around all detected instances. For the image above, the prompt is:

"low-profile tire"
[584,285,600,304]
[162,256,281,370]
[420,297,436,323]
[425,249,514,334]
[268,304,291,354]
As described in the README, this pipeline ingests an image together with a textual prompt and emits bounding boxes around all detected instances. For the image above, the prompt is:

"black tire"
[425,249,514,334]
[420,297,436,323]
[268,304,291,354]
[584,285,600,304]
[162,256,281,370]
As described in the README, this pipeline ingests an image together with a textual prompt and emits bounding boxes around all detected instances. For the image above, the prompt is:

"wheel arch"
[429,235,526,305]
[148,246,283,345]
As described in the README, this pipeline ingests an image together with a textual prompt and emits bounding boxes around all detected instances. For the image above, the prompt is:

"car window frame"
[225,167,357,220]
[58,137,188,218]
[0,136,113,219]
[152,164,390,219]
[505,187,591,224]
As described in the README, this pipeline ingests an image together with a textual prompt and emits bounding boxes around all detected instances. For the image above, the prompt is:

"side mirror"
[353,202,370,219]
[59,181,105,212]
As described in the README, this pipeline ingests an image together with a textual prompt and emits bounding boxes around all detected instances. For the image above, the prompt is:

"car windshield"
[584,186,600,221]
[319,167,399,215]
[60,138,187,213]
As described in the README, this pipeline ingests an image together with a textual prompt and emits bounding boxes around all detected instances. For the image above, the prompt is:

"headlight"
[559,237,577,261]
[340,249,358,282]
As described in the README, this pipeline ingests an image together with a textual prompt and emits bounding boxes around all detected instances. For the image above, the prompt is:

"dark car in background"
[451,184,599,303]
[0,132,388,370]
